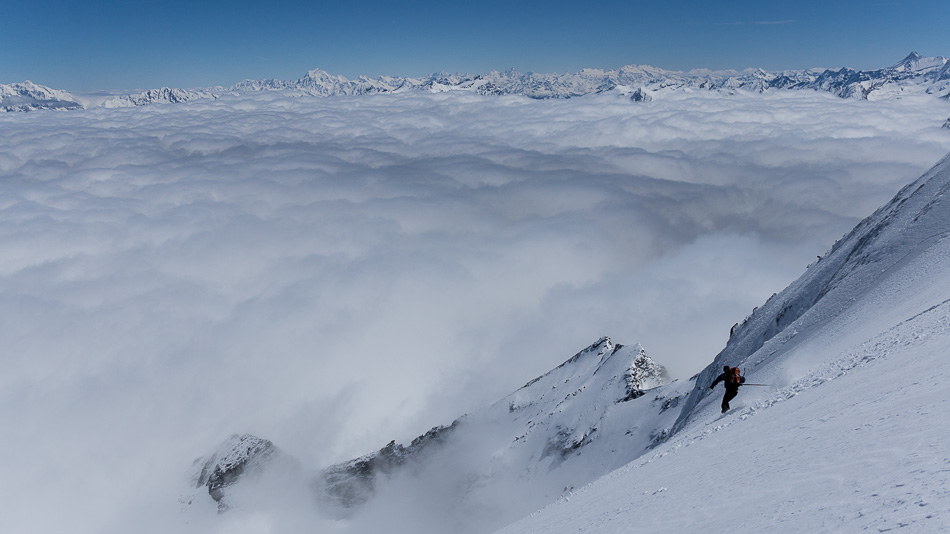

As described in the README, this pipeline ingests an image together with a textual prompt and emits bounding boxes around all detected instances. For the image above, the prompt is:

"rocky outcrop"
[316,420,462,512]
[189,433,286,512]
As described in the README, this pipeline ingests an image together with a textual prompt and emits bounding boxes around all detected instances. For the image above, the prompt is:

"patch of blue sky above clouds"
[2,0,949,90]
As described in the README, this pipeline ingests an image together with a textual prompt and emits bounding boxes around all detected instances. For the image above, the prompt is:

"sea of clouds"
[0,88,948,533]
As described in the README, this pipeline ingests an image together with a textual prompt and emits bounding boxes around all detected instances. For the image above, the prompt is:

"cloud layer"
[0,90,948,533]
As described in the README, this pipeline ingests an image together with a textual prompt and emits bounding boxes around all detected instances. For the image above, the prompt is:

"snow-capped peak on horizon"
[892,50,947,74]
[301,68,348,81]
[897,50,923,65]
[0,80,83,112]
[4,52,950,113]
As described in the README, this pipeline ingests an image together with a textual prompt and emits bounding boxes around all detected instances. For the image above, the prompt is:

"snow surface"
[496,155,950,532]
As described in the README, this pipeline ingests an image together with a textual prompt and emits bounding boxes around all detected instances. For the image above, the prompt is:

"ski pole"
[742,383,770,386]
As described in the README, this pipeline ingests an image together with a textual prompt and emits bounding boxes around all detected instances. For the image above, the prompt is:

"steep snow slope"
[496,153,950,533]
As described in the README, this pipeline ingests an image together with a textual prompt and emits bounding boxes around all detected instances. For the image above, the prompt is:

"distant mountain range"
[0,81,84,112]
[3,52,949,113]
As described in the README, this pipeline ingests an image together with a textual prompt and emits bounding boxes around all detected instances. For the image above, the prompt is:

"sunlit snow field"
[1,89,948,533]
[500,153,950,533]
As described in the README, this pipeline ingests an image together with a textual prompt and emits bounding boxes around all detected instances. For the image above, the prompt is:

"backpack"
[727,367,742,384]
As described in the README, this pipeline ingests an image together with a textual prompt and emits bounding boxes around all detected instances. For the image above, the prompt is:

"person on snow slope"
[709,365,745,413]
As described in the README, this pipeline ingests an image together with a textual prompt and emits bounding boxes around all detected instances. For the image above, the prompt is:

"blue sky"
[2,0,948,91]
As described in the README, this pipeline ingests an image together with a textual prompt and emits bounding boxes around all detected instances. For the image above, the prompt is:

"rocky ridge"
[185,433,293,513]
[186,337,675,520]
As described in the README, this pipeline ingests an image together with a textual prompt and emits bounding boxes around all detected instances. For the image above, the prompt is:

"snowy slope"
[315,339,680,532]
[496,153,950,532]
[188,340,679,532]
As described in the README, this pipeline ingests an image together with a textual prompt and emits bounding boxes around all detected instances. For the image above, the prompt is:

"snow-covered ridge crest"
[0,81,82,112]
[187,337,675,528]
[184,433,298,513]
[99,87,218,108]
[502,337,667,414]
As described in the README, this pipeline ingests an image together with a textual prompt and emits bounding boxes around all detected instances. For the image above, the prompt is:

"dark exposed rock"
[619,346,669,402]
[630,87,653,102]
[191,433,283,512]
[541,425,597,467]
[316,419,463,512]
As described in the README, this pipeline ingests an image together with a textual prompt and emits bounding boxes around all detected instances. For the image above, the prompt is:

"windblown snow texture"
[498,152,950,533]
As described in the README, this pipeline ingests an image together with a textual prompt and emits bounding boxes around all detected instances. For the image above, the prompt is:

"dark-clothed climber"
[710,365,745,413]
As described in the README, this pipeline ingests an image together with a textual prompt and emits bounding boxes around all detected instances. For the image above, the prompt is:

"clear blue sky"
[3,0,948,91]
